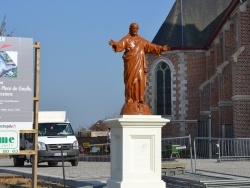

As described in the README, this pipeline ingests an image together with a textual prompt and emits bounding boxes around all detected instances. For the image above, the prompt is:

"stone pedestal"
[104,115,169,188]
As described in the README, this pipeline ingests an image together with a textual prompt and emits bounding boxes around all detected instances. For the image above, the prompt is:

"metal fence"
[193,137,220,160]
[217,138,250,162]
[193,137,250,178]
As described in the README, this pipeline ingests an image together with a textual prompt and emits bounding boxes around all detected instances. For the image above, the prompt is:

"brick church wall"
[206,51,216,79]
[202,15,234,137]
[186,52,206,120]
[196,2,250,138]
[232,2,250,137]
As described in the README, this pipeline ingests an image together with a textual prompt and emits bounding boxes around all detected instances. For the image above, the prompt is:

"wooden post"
[31,42,40,188]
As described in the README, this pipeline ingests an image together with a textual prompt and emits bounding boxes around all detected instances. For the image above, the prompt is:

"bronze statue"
[109,22,170,115]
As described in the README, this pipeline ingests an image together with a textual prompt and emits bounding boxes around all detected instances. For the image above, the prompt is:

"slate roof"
[152,0,234,48]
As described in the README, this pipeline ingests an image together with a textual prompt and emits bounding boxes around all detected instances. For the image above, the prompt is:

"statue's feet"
[120,101,152,115]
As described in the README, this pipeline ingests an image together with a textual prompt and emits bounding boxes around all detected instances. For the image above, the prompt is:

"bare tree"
[0,15,14,36]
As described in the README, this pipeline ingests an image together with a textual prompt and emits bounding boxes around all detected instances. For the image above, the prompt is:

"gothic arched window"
[156,62,171,116]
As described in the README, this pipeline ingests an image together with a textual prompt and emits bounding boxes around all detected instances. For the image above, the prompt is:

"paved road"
[1,158,250,187]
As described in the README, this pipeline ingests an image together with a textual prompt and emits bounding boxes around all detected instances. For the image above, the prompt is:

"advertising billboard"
[0,37,33,132]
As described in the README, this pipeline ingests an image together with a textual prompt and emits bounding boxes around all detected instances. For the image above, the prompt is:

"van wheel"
[48,162,58,167]
[71,160,78,166]
[13,157,25,167]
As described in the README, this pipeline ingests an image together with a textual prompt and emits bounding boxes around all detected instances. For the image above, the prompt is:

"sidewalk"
[0,158,108,188]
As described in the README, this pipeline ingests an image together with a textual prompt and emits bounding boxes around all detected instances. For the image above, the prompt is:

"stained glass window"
[156,62,171,116]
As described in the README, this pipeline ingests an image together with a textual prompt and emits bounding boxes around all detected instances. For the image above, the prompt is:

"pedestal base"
[104,115,169,188]
[106,179,165,188]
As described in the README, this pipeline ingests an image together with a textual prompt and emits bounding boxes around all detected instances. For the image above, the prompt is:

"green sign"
[0,130,19,154]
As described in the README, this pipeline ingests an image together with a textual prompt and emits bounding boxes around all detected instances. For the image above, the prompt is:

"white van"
[11,111,79,167]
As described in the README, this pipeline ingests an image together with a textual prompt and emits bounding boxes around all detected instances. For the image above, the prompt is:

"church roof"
[152,0,237,49]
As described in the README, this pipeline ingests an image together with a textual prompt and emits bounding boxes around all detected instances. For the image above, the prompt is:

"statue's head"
[129,23,139,36]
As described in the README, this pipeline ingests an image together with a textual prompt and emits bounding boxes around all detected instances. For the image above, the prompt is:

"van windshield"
[38,123,74,136]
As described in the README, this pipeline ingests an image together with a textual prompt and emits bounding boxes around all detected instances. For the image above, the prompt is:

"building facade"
[146,0,250,138]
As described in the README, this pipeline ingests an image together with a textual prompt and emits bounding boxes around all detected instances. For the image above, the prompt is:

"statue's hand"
[162,45,170,51]
[109,39,115,46]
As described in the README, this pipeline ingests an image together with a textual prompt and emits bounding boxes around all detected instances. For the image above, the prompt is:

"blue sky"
[1,1,175,130]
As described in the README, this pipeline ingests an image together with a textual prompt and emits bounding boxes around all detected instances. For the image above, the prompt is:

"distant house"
[77,120,109,146]
[146,0,250,138]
